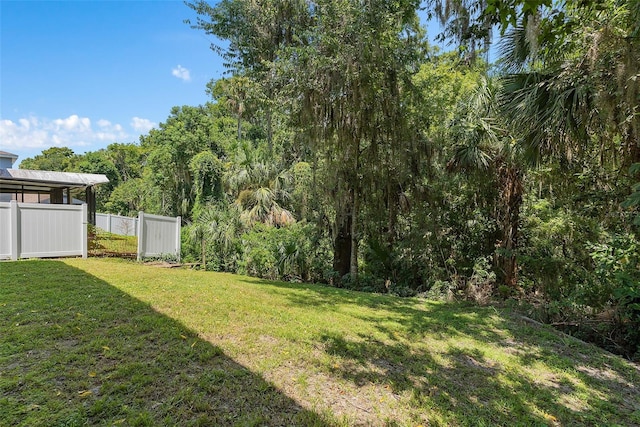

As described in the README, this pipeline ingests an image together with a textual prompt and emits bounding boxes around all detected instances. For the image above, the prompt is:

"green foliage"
[238,225,278,279]
[589,234,639,305]
[237,222,330,282]
[589,234,640,358]
[141,103,239,219]
[106,177,159,217]
[104,142,146,181]
[189,150,224,208]
[622,163,640,225]
[75,151,121,211]
[183,202,243,272]
[19,146,77,171]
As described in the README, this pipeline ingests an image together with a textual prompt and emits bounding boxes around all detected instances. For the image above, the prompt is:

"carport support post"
[137,211,145,261]
[85,186,96,225]
[81,203,88,259]
[10,201,18,260]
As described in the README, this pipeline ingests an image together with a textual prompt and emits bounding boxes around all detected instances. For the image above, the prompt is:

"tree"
[104,143,146,182]
[447,77,527,289]
[141,104,233,219]
[189,150,224,210]
[106,177,159,217]
[75,151,121,211]
[190,0,425,282]
[207,76,257,143]
[499,1,640,166]
[188,0,312,151]
[19,147,76,171]
[187,206,220,270]
[225,161,295,227]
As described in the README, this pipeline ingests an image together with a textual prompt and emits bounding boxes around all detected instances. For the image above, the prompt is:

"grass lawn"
[1,258,639,426]
[88,229,137,258]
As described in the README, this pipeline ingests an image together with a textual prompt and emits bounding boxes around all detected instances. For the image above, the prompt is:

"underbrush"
[516,233,640,361]
[511,298,640,361]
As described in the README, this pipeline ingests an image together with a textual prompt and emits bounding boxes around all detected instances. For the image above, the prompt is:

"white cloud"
[0,114,130,151]
[172,64,191,81]
[97,119,124,138]
[53,114,91,131]
[131,117,156,134]
[0,118,48,149]
[18,118,31,130]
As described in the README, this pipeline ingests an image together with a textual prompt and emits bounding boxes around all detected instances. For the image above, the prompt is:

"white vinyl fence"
[137,212,181,261]
[95,211,181,261]
[1,202,180,261]
[0,201,87,260]
[96,213,138,236]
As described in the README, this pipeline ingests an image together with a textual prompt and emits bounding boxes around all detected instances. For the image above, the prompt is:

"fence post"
[10,201,18,260]
[107,213,112,233]
[81,204,88,259]
[175,216,181,263]
[137,211,144,261]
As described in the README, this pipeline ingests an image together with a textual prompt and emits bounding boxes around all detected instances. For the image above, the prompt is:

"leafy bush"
[239,230,278,279]
[588,234,640,359]
[238,222,330,282]
[183,203,243,272]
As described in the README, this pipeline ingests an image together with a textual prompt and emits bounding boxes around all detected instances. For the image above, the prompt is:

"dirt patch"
[55,339,79,349]
[576,364,639,389]
[260,364,410,426]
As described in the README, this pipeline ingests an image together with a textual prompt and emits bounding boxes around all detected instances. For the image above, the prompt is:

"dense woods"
[21,0,639,359]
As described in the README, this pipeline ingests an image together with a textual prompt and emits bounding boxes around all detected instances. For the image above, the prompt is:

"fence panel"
[95,213,138,236]
[0,203,11,258]
[137,212,181,261]
[0,201,87,260]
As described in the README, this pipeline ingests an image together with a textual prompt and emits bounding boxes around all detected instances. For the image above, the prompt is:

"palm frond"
[497,24,533,73]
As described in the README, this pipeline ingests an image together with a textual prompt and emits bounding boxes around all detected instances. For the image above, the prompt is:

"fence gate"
[91,211,181,261]
[136,212,181,261]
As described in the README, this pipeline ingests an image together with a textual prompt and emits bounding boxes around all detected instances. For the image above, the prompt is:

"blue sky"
[1,1,455,167]
[1,0,226,166]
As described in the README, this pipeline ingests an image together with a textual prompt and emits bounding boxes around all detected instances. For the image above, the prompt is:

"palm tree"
[225,161,295,227]
[187,207,219,270]
[447,77,526,289]
[187,203,244,271]
[497,2,640,166]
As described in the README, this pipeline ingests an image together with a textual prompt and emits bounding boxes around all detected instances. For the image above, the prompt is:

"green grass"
[88,229,137,258]
[1,259,639,426]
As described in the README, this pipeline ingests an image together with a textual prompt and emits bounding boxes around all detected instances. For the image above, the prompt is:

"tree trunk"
[628,134,640,164]
[266,108,273,155]
[348,142,360,283]
[333,204,352,284]
[387,180,397,250]
[350,184,359,281]
[496,164,523,289]
[201,239,207,271]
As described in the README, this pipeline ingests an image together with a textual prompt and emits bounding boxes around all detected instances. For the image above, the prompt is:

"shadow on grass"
[0,261,332,427]
[241,277,640,426]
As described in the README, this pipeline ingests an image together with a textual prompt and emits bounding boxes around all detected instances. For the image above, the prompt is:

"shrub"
[237,222,330,282]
